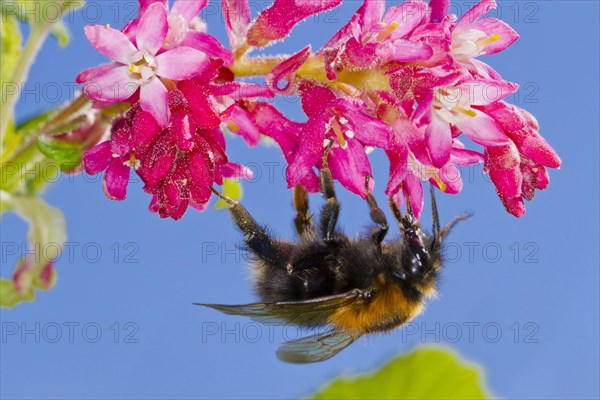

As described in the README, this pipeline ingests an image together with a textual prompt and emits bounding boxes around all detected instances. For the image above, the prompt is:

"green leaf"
[15,109,55,137]
[0,191,65,308]
[37,135,82,170]
[0,190,67,265]
[214,178,243,209]
[0,14,22,87]
[310,347,491,400]
[49,20,70,47]
[0,278,35,308]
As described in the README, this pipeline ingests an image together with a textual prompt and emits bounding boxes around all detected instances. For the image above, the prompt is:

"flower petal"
[76,63,115,84]
[243,102,302,160]
[103,158,130,200]
[171,0,207,23]
[171,110,195,151]
[155,47,210,80]
[376,39,433,62]
[450,147,485,165]
[178,80,221,129]
[299,81,337,119]
[83,141,112,174]
[458,79,518,106]
[83,65,138,103]
[455,109,509,146]
[181,32,234,66]
[426,113,452,167]
[382,1,427,39]
[472,18,519,55]
[456,0,497,31]
[266,46,311,95]
[140,76,170,127]
[84,25,137,64]
[211,82,272,100]
[221,163,253,180]
[222,0,251,51]
[328,139,372,198]
[486,142,525,217]
[247,0,342,47]
[287,118,325,187]
[137,2,168,55]
[332,98,392,148]
[221,105,261,146]
[429,0,449,23]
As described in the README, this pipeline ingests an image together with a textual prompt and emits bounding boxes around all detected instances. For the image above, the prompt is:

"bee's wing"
[195,289,365,326]
[276,330,358,363]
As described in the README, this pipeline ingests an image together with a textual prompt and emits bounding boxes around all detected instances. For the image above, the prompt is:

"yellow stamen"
[129,65,137,74]
[105,24,111,29]
[455,107,477,117]
[227,121,240,133]
[377,21,399,42]
[432,173,447,192]
[330,118,347,149]
[476,34,501,47]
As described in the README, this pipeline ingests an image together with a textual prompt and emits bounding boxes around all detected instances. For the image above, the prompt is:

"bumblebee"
[197,146,467,363]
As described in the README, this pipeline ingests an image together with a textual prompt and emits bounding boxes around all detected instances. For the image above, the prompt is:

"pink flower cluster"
[78,0,560,219]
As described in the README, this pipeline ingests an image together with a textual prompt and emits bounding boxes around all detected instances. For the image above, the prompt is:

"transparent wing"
[276,330,358,363]
[195,289,365,326]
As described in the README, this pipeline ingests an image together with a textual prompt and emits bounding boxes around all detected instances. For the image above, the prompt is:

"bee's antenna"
[440,213,471,239]
[429,184,441,240]
[388,196,403,225]
[404,188,414,217]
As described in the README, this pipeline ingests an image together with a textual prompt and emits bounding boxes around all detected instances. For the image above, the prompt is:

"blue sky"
[1,1,599,399]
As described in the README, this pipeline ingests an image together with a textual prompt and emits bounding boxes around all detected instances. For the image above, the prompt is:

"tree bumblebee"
[197,145,467,363]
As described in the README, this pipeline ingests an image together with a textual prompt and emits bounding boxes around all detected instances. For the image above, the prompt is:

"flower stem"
[230,56,288,77]
[0,25,49,145]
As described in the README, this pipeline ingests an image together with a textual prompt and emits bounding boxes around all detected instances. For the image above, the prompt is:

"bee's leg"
[293,185,315,236]
[365,177,389,245]
[319,143,341,245]
[210,187,285,267]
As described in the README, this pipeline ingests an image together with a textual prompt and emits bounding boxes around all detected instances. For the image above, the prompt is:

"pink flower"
[83,104,161,200]
[83,75,260,219]
[450,0,519,66]
[381,101,484,218]
[479,101,561,216]
[412,67,515,167]
[320,0,433,79]
[124,0,234,64]
[222,0,251,54]
[286,81,392,197]
[240,101,320,192]
[77,2,211,127]
[247,0,342,48]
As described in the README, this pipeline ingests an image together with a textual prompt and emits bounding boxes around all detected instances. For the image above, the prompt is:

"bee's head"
[399,213,433,278]
[390,186,469,283]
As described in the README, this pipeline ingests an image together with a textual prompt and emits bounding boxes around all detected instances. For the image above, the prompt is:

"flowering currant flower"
[83,62,259,219]
[411,67,516,167]
[247,0,343,48]
[449,0,519,69]
[123,0,234,64]
[76,0,561,220]
[77,2,212,127]
[379,95,484,218]
[287,81,392,197]
[320,0,433,80]
[479,101,561,216]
